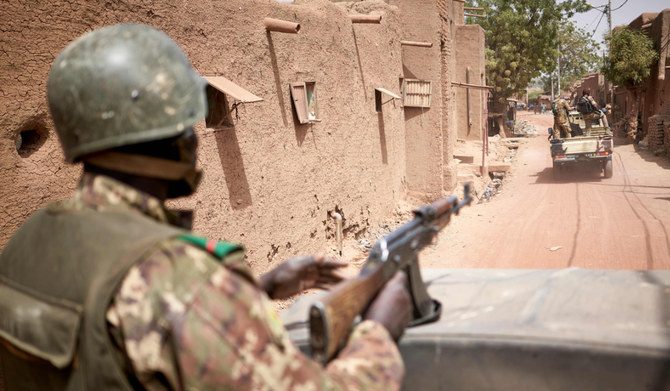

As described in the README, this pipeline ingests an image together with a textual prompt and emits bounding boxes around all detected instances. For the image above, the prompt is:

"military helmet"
[47,24,206,162]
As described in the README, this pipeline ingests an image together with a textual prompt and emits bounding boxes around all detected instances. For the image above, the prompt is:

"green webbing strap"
[177,234,242,260]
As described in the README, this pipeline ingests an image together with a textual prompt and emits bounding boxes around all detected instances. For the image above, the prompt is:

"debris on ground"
[358,238,372,251]
[503,148,517,162]
[478,178,503,203]
[513,120,537,137]
[638,137,649,150]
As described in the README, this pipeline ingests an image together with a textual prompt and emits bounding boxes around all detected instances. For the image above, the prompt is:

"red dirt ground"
[421,111,670,270]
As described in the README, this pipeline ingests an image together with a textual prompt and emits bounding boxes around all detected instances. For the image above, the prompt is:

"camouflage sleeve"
[561,100,572,112]
[107,238,404,391]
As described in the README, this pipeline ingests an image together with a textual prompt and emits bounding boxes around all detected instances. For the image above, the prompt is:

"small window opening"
[290,82,320,124]
[15,121,48,158]
[205,85,235,129]
[306,82,318,121]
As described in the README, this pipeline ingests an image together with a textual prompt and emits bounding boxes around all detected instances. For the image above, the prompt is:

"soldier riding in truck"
[549,107,613,180]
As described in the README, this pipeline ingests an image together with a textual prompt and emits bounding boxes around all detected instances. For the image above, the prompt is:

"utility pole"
[586,1,615,106]
[608,0,614,106]
[557,42,561,96]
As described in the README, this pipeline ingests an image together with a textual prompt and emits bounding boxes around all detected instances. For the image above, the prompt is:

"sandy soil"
[421,111,670,270]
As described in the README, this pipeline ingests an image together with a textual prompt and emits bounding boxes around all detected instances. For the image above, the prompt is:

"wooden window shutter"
[290,83,309,124]
[403,79,432,108]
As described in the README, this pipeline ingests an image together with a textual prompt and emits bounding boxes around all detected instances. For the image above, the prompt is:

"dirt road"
[421,111,670,270]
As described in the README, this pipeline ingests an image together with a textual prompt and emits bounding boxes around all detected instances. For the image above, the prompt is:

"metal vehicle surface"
[550,110,613,180]
[281,268,670,391]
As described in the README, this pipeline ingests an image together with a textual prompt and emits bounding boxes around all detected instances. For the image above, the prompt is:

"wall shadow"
[634,146,670,170]
[266,32,288,127]
[351,26,367,101]
[291,106,310,146]
[214,129,252,210]
[404,107,429,122]
[378,112,388,164]
[402,64,417,79]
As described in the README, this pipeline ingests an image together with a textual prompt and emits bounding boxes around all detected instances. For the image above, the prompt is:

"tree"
[467,0,589,136]
[540,21,601,94]
[601,28,659,141]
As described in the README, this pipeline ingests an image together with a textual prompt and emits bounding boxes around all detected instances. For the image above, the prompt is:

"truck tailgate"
[552,136,612,156]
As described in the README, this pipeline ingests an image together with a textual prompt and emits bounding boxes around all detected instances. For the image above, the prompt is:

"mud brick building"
[572,9,670,152]
[0,0,486,273]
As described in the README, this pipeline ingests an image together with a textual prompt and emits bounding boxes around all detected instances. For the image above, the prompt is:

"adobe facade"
[0,0,485,273]
[570,73,608,108]
[573,9,670,152]
[454,24,486,141]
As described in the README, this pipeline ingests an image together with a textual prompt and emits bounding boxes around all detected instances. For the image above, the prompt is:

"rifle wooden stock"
[309,266,386,363]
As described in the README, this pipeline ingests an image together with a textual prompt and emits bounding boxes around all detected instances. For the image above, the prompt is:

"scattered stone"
[478,178,503,203]
[513,120,537,136]
[358,239,372,251]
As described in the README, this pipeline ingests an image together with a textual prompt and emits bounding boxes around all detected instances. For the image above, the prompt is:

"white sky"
[273,0,667,46]
[569,0,669,46]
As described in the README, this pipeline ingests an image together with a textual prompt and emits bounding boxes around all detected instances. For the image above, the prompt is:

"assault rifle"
[309,183,473,363]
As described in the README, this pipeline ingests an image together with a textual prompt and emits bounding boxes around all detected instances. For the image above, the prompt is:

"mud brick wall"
[0,0,408,274]
[647,115,668,154]
[454,24,486,141]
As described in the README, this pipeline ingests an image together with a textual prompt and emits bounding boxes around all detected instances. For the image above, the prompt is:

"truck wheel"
[553,163,561,180]
[604,160,613,178]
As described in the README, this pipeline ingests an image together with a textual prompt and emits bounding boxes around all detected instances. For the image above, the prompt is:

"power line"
[611,0,629,12]
[661,30,670,52]
[590,10,606,39]
[586,11,602,29]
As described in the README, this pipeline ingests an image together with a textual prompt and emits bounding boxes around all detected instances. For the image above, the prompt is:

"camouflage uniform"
[67,174,405,390]
[552,98,573,139]
[583,95,608,136]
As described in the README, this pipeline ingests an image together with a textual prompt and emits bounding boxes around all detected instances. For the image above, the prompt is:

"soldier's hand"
[260,255,347,299]
[364,272,412,341]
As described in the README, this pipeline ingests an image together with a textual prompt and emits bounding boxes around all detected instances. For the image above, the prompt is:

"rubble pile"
[513,120,537,136]
[478,178,503,203]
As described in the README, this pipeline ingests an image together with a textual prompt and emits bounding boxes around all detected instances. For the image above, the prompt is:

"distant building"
[537,95,552,109]
[571,8,670,152]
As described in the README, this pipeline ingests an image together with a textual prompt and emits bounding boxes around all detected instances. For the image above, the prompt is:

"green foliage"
[539,21,601,92]
[468,0,589,110]
[557,21,602,88]
[528,90,543,100]
[601,28,659,88]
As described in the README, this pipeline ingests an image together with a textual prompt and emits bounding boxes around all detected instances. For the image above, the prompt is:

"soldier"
[579,88,609,136]
[0,24,411,390]
[551,95,573,139]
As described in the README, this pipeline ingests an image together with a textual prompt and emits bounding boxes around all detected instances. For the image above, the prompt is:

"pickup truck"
[549,110,613,180]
